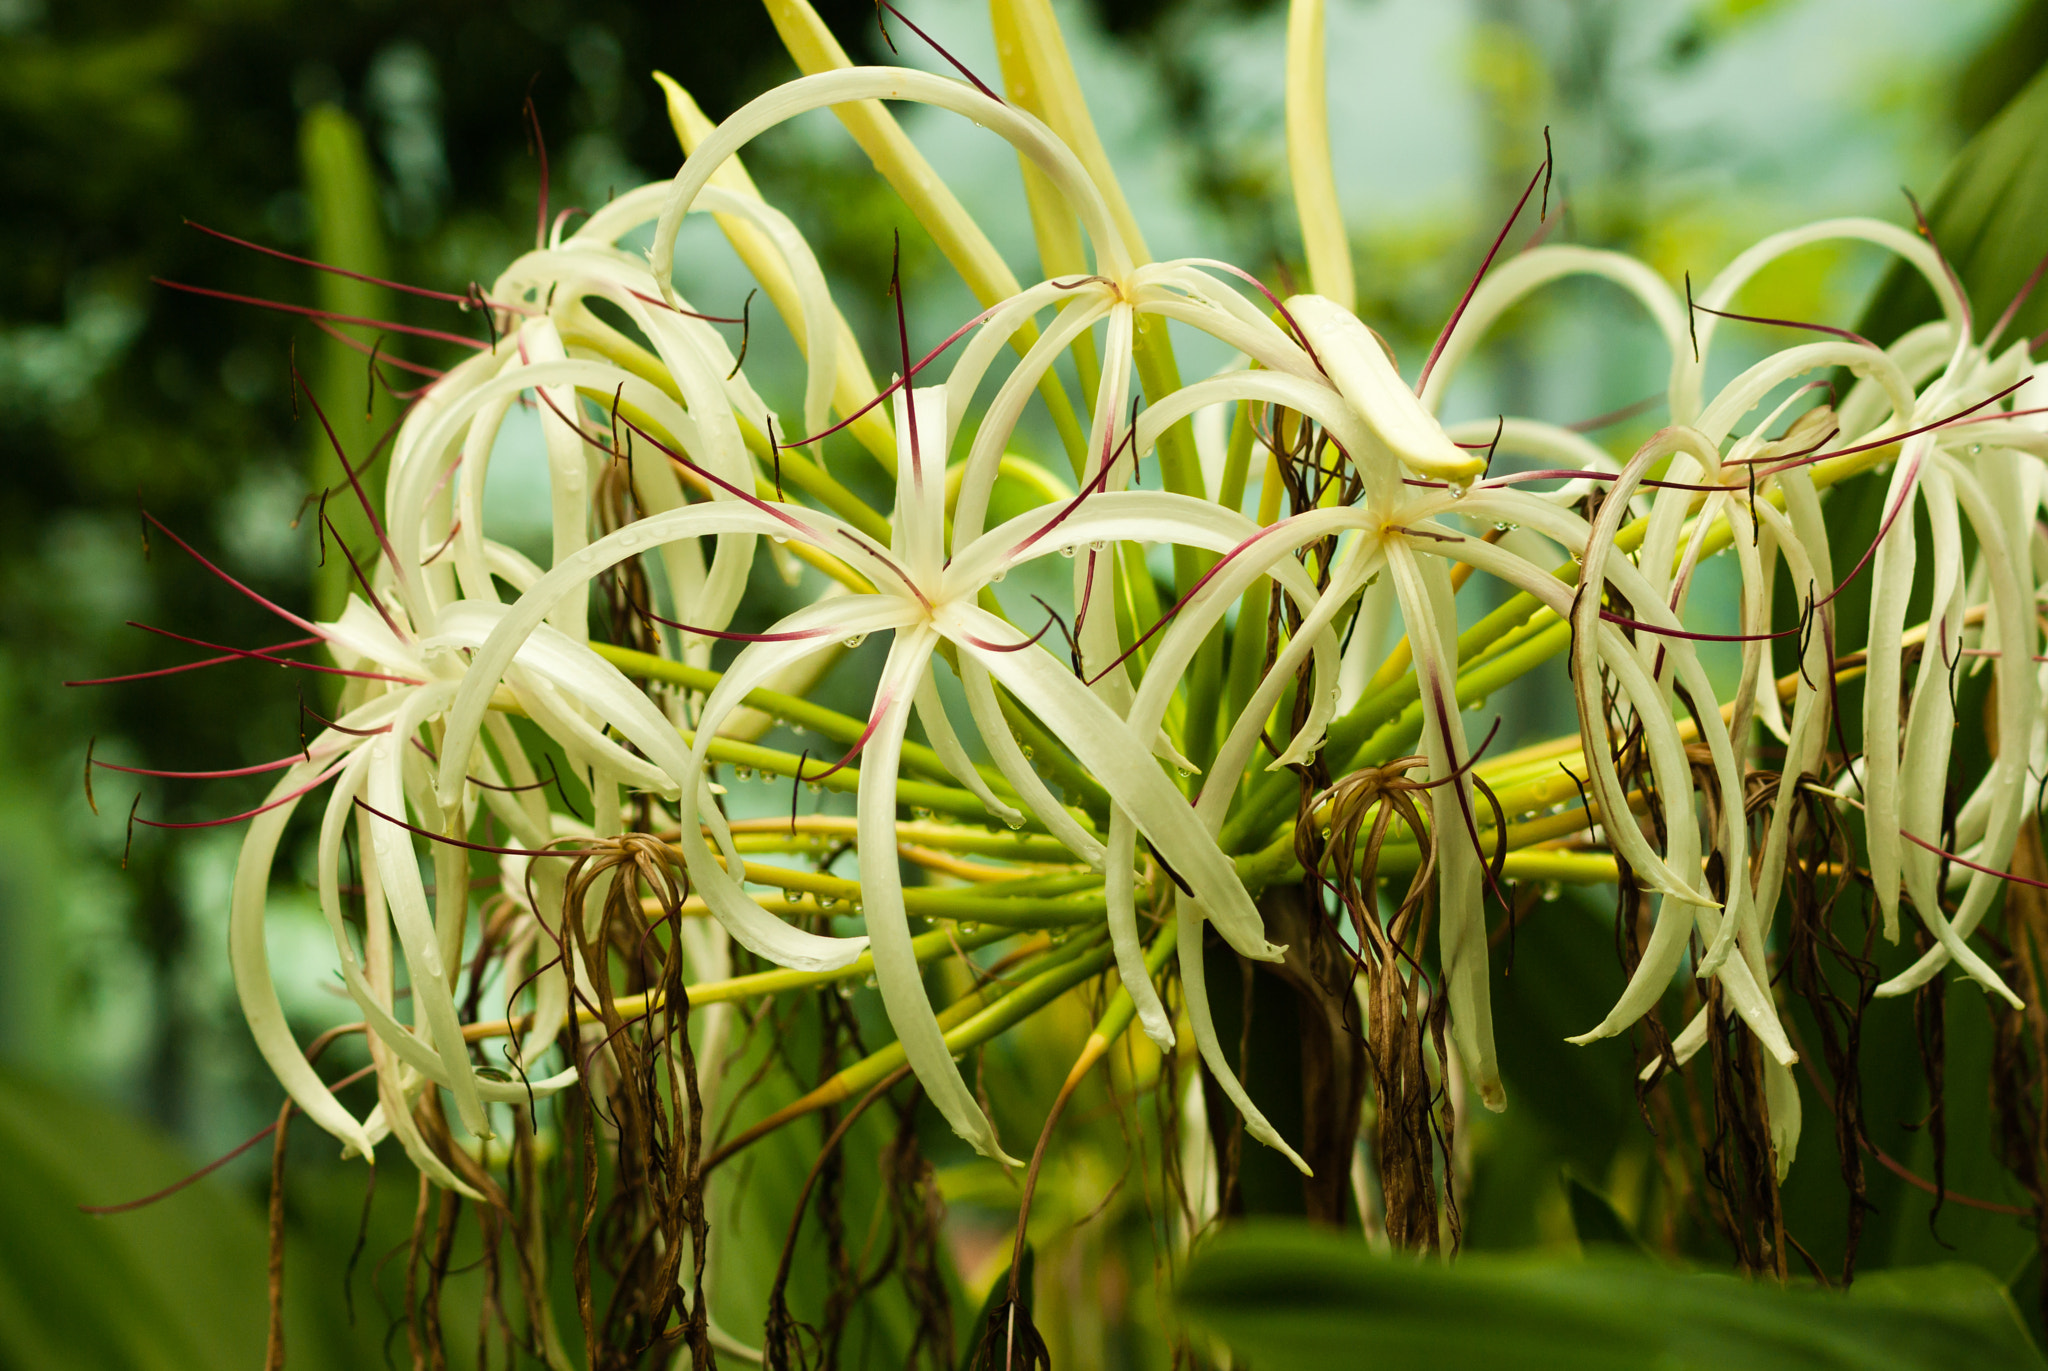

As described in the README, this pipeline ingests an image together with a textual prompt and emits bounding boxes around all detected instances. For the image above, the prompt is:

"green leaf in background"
[298,103,392,623]
[1563,1169,1647,1256]
[0,1064,453,1371]
[1175,1222,2047,1371]
[1856,59,2048,358]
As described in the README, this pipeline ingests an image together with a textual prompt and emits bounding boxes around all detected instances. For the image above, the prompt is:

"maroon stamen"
[888,232,924,483]
[550,206,589,242]
[139,511,322,635]
[354,795,575,859]
[154,279,487,350]
[795,692,894,785]
[524,95,551,252]
[1417,128,1553,396]
[297,700,396,740]
[128,621,420,686]
[875,1,1005,104]
[1987,249,2048,350]
[65,635,322,687]
[1175,258,1327,377]
[421,519,462,567]
[131,760,349,830]
[320,512,407,642]
[1564,392,1664,434]
[182,220,517,313]
[294,361,402,584]
[1759,378,2027,479]
[625,588,843,643]
[1904,188,1972,337]
[780,309,991,448]
[1689,300,1875,351]
[93,750,342,781]
[622,286,746,325]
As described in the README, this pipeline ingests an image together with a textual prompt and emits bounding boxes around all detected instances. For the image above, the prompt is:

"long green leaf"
[1176,1222,2047,1371]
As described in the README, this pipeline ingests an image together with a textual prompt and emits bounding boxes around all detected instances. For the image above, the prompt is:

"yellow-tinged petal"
[652,70,895,470]
[1285,0,1354,311]
[993,0,1149,264]
[764,0,1054,294]
[1287,294,1485,480]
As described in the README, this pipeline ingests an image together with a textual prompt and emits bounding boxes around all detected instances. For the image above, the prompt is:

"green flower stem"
[724,816,1080,861]
[680,728,1007,827]
[719,855,1111,927]
[463,921,1021,1043]
[1232,830,1618,896]
[596,642,1023,804]
[778,929,1118,1122]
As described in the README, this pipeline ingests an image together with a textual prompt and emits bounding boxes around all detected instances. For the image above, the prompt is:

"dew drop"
[845,633,868,648]
[1059,544,1077,557]
[1089,539,1107,552]
[734,764,753,781]
[1003,815,1025,830]
[1021,745,1035,760]
[771,533,789,545]
[990,567,1007,582]
[806,781,824,795]
[1541,882,1563,903]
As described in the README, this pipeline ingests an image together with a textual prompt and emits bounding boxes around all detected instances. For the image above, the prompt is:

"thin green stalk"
[596,642,1022,804]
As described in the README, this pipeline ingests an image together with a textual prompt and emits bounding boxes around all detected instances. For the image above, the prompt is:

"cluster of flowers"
[136,0,2048,1197]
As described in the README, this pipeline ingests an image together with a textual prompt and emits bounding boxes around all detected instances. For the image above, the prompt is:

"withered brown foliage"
[1296,756,1459,1251]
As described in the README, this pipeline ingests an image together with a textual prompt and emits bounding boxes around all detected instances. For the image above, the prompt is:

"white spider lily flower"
[228,591,617,1192]
[376,189,827,660]
[429,378,1306,1162]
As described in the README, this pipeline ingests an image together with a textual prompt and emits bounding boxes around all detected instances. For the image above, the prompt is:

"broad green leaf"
[1857,61,2048,356]
[0,1064,365,1371]
[1176,1222,2047,1371]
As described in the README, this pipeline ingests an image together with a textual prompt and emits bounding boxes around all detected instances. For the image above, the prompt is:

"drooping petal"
[853,626,1020,1162]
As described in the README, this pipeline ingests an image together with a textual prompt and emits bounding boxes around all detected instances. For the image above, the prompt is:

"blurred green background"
[3,0,2045,1365]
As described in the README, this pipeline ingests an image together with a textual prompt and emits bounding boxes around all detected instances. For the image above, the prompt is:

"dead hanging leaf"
[1295,757,1457,1253]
